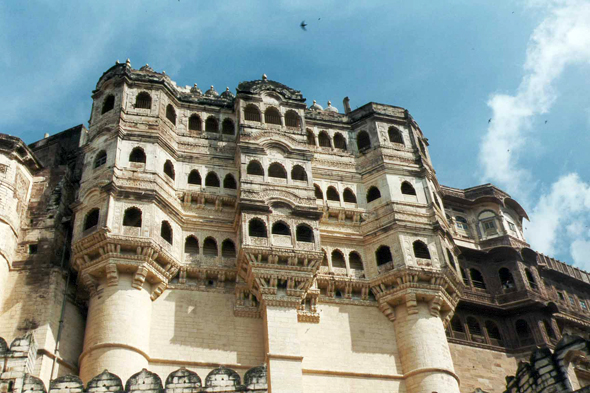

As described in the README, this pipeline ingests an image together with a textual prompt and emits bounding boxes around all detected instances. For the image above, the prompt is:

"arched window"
[333,133,347,150]
[543,319,556,340]
[188,170,202,185]
[129,147,146,163]
[189,114,202,131]
[388,126,404,144]
[291,165,307,182]
[166,104,176,125]
[205,117,219,133]
[285,110,300,128]
[123,207,142,227]
[413,240,431,259]
[343,188,357,203]
[466,316,483,337]
[314,184,323,200]
[515,319,533,345]
[486,321,503,344]
[349,251,363,270]
[102,95,115,114]
[470,269,486,289]
[331,250,346,268]
[499,268,515,290]
[249,218,267,238]
[265,107,281,125]
[203,237,218,257]
[84,209,100,231]
[401,181,416,195]
[525,268,538,290]
[296,224,314,243]
[244,104,261,122]
[160,221,173,244]
[446,249,456,270]
[326,186,340,202]
[135,92,152,109]
[163,160,175,180]
[366,186,381,203]
[94,150,107,168]
[222,119,235,135]
[306,129,316,146]
[455,216,470,236]
[247,161,264,176]
[272,221,291,236]
[418,139,427,156]
[318,131,331,148]
[375,245,393,266]
[221,239,236,258]
[479,210,498,236]
[268,163,287,179]
[205,172,220,187]
[223,174,237,189]
[185,236,199,255]
[357,131,371,151]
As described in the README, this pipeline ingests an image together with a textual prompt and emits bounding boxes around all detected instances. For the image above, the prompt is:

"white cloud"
[479,0,590,201]
[477,0,590,267]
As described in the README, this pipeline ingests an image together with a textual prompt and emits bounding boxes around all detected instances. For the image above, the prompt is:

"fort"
[1,59,590,393]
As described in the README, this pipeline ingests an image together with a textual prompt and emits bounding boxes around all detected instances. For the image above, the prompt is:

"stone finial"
[162,70,166,75]
[262,74,268,81]
[328,101,331,106]
[116,60,120,64]
[226,87,230,92]
[44,133,49,138]
[125,58,131,66]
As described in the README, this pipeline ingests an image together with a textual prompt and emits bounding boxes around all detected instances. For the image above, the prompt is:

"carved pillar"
[79,270,152,384]
[263,303,304,393]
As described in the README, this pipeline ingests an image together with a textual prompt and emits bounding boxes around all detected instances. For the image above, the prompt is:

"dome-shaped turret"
[125,369,163,393]
[204,366,240,388]
[325,101,338,113]
[49,375,84,393]
[244,365,267,388]
[309,100,323,111]
[220,87,235,100]
[165,367,201,390]
[190,83,202,96]
[86,370,124,393]
[204,85,219,97]
[139,64,154,72]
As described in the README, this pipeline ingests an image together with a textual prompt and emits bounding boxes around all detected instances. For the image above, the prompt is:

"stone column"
[79,272,152,384]
[263,305,303,393]
[393,298,460,393]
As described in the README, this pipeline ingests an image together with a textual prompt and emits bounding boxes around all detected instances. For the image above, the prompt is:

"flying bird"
[300,21,307,31]
[488,118,492,123]
[545,120,548,124]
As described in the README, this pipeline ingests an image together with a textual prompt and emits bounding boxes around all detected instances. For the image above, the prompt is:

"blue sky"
[1,0,590,267]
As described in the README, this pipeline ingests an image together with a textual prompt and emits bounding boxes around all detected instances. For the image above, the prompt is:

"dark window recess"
[272,222,291,236]
[166,104,176,125]
[401,182,416,195]
[84,209,100,230]
[366,186,381,203]
[388,127,404,144]
[268,163,287,179]
[129,147,146,163]
[265,107,281,125]
[163,160,175,180]
[375,246,393,266]
[94,151,107,168]
[244,105,261,122]
[188,170,202,185]
[102,95,115,114]
[285,111,300,128]
[413,241,431,259]
[189,115,202,131]
[223,174,237,189]
[296,225,314,243]
[160,221,173,244]
[357,131,371,151]
[203,237,218,256]
[249,219,267,238]
[314,184,323,200]
[221,239,236,258]
[334,133,347,150]
[205,117,218,132]
[123,208,142,227]
[331,250,346,268]
[222,119,235,135]
[247,161,264,176]
[291,165,307,181]
[327,187,340,202]
[205,173,220,187]
[135,92,152,109]
[28,244,38,254]
[470,269,486,289]
[343,188,357,203]
[349,252,363,270]
[184,236,199,254]
[318,132,331,148]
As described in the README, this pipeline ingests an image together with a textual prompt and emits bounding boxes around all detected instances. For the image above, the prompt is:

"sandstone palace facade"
[2,60,590,393]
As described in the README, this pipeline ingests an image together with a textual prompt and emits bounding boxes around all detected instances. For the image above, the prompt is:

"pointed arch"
[413,240,431,259]
[184,236,199,255]
[268,163,287,179]
[357,131,371,151]
[166,104,176,125]
[189,114,202,131]
[470,269,486,289]
[271,221,291,236]
[223,174,237,189]
[331,250,346,268]
[296,224,314,243]
[375,245,393,266]
[401,181,416,195]
[265,107,281,125]
[102,95,115,114]
[291,165,307,181]
[285,110,300,128]
[306,129,316,146]
[129,147,146,163]
[366,186,381,203]
[333,132,347,150]
[205,116,219,132]
[249,218,267,238]
[123,207,142,227]
[318,131,332,148]
[326,186,340,202]
[349,251,363,270]
[222,118,235,135]
[221,239,236,258]
[135,92,152,109]
[188,170,202,185]
[203,237,218,257]
[247,160,264,176]
[160,221,173,244]
[205,172,220,187]
[163,160,175,180]
[244,104,261,122]
[94,150,107,169]
[314,184,323,200]
[388,126,404,144]
[343,188,357,203]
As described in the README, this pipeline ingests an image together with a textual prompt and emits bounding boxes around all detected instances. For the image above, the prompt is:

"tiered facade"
[1,60,590,393]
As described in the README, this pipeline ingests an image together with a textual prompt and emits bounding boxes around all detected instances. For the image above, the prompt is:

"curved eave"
[505,197,529,221]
